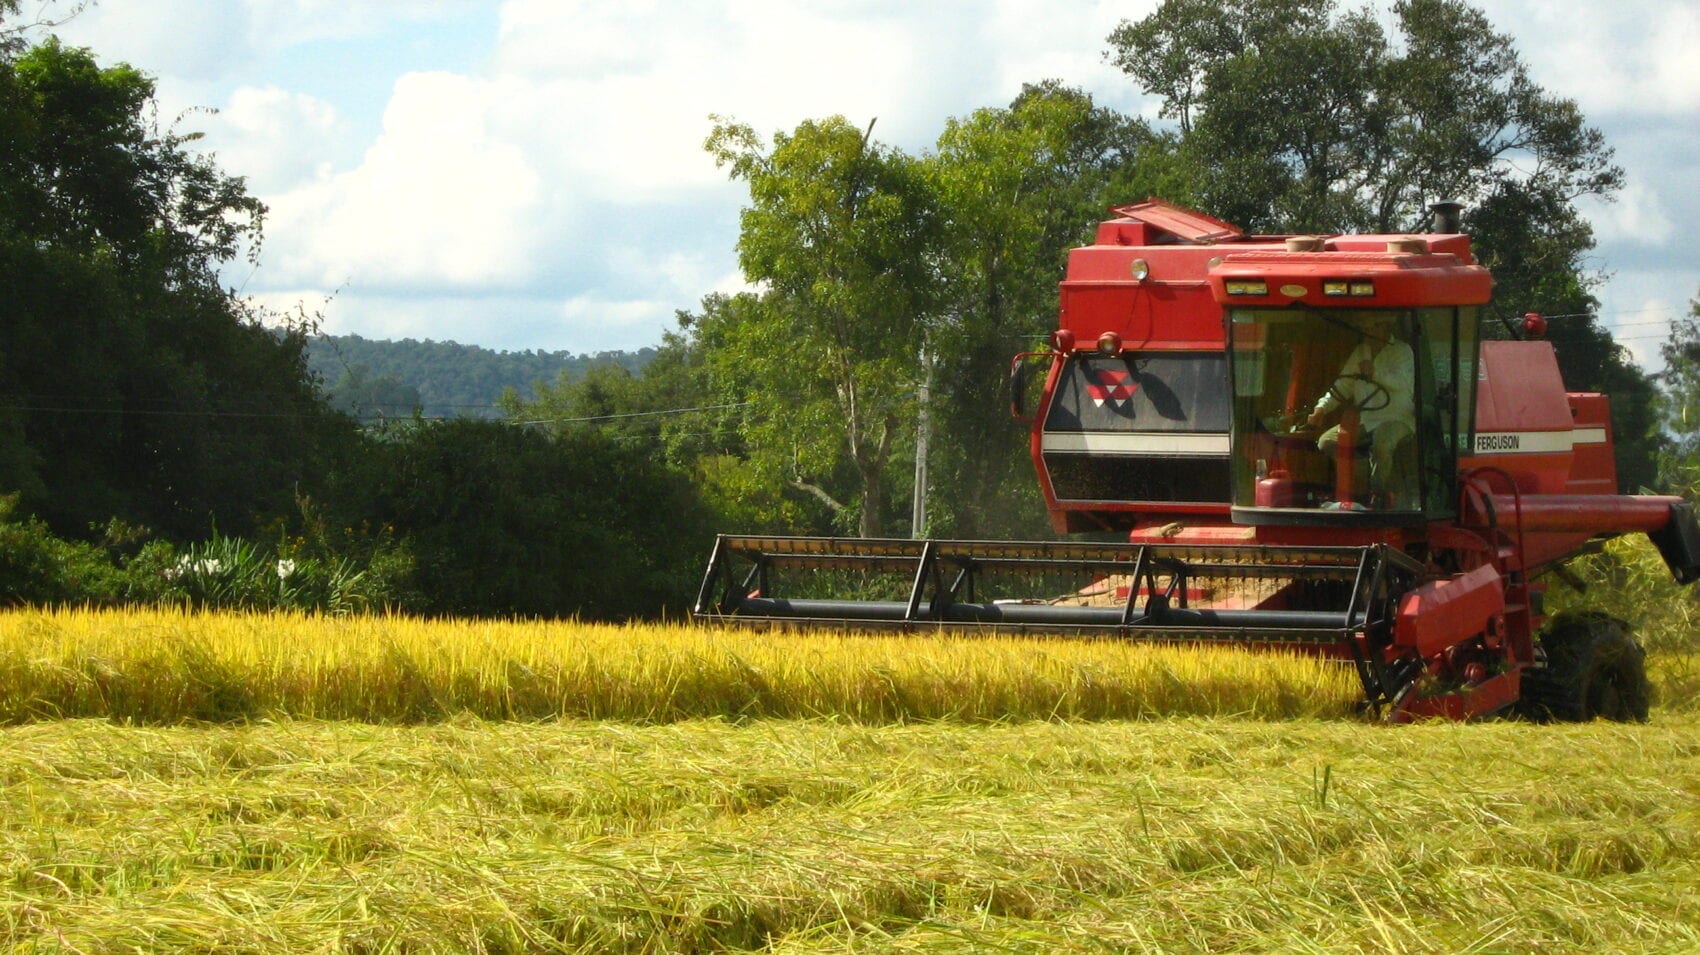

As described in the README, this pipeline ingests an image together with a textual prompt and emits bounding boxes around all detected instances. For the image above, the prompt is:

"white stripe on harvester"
[1472,428,1606,455]
[1042,432,1231,456]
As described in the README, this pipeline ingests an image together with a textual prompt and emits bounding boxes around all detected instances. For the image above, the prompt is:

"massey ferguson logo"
[1087,367,1139,412]
[1476,433,1521,452]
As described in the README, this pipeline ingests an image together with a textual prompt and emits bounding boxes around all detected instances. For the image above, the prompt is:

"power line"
[0,402,332,421]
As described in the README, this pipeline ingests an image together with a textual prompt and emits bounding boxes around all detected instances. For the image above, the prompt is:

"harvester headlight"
[1349,281,1375,297]
[1050,328,1075,352]
[1096,331,1122,354]
[1323,280,1350,297]
[1225,280,1268,296]
[1130,258,1150,281]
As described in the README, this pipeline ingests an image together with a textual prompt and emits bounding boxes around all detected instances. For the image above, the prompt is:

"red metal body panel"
[1208,250,1494,310]
[1329,234,1476,260]
[1029,354,1065,531]
[1388,671,1522,723]
[1564,393,1618,495]
[1394,565,1504,658]
[1482,495,1684,534]
[1059,249,1236,350]
[1463,342,1575,494]
[1104,199,1242,243]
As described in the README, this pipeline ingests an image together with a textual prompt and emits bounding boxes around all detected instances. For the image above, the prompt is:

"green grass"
[2,716,1697,952]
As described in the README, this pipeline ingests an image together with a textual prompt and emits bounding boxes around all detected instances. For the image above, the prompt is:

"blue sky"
[36,0,1700,368]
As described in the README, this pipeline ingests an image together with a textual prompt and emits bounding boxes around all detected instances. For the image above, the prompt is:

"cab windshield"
[1226,306,1473,519]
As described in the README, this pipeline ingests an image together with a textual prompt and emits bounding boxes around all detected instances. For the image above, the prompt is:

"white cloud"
[263,71,544,290]
[240,0,467,48]
[200,86,347,193]
[48,0,484,76]
[45,0,255,81]
[979,0,1152,111]
[559,294,675,338]
[1474,0,1700,115]
[1580,181,1677,248]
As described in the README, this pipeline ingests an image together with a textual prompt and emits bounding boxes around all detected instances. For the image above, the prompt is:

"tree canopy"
[705,116,944,537]
[0,22,350,538]
[922,82,1162,538]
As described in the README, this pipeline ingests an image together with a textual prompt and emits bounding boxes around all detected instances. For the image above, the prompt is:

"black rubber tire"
[1518,611,1651,723]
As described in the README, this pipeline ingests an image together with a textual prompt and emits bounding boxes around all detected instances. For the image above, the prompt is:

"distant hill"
[305,334,656,421]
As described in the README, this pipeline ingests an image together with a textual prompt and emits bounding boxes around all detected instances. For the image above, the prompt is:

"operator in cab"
[1305,312,1416,508]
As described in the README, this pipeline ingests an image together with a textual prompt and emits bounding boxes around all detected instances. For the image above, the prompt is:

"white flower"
[276,559,297,580]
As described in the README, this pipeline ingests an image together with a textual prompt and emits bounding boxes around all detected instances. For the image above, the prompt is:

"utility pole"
[911,345,931,538]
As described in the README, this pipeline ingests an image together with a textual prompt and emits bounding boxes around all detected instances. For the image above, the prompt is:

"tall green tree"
[922,82,1166,538]
[0,20,351,537]
[705,116,943,537]
[1107,0,1622,239]
[1107,0,1658,490]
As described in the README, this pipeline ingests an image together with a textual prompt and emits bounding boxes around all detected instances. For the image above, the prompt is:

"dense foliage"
[1656,292,1700,492]
[0,28,352,539]
[347,419,712,619]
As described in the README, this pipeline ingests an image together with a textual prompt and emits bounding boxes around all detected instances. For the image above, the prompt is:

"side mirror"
[1009,353,1052,423]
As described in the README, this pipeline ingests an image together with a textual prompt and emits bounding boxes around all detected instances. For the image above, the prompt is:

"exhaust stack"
[1429,200,1464,233]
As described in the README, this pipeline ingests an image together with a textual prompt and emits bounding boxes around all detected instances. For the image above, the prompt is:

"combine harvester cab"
[695,199,1700,722]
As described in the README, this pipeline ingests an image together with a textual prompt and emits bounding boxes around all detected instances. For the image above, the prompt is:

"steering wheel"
[1327,373,1391,412]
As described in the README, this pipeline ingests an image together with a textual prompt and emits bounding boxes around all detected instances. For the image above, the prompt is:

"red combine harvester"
[695,199,1700,722]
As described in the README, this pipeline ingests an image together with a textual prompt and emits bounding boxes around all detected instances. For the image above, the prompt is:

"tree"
[1656,292,1700,493]
[0,22,353,538]
[1108,0,1622,238]
[1108,0,1384,231]
[922,82,1166,538]
[1107,0,1658,490]
[705,116,943,537]
[499,361,653,441]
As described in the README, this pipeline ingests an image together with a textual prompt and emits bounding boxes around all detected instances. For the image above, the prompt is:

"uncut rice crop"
[0,608,1360,723]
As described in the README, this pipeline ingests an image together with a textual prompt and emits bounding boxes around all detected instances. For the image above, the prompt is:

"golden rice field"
[2,608,1698,952]
[0,608,1368,724]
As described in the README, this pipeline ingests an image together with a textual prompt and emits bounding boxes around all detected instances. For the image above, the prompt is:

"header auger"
[695,199,1700,722]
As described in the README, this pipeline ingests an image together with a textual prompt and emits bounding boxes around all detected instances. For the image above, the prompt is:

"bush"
[131,534,411,614]
[362,419,715,619]
[0,495,125,606]
[0,495,409,614]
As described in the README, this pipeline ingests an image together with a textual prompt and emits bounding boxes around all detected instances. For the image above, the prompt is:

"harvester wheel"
[1518,611,1650,723]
